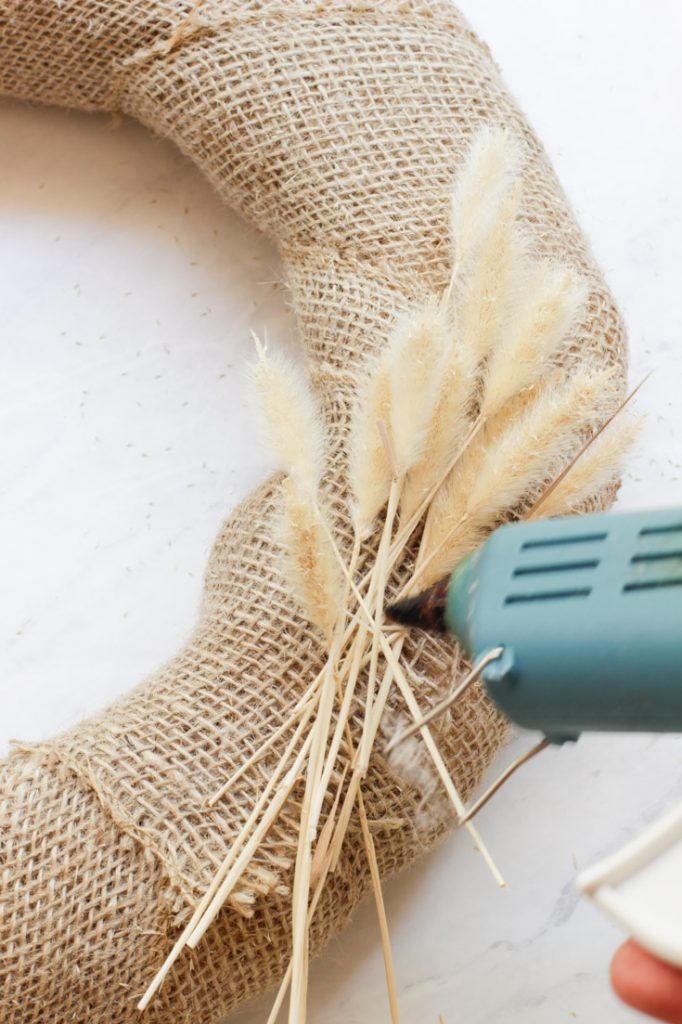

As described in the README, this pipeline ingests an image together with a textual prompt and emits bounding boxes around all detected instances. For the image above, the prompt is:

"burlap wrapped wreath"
[0,3,626,1022]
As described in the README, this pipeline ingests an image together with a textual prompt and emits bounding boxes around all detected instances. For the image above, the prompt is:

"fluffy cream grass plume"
[417,422,491,589]
[418,364,619,587]
[530,413,642,520]
[399,151,528,525]
[456,182,528,363]
[400,337,477,523]
[450,127,522,277]
[388,298,449,477]
[419,382,558,565]
[276,477,343,644]
[349,299,448,535]
[249,334,324,494]
[348,353,393,537]
[480,263,588,422]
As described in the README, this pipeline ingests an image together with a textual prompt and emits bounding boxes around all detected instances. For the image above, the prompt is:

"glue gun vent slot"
[631,551,682,564]
[521,532,607,550]
[513,559,599,577]
[639,524,682,538]
[505,588,591,605]
[624,578,682,593]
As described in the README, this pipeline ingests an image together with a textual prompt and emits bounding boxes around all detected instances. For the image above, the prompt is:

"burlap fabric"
[0,2,627,1021]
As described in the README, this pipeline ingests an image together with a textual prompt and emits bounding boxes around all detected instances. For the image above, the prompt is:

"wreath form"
[0,3,626,1022]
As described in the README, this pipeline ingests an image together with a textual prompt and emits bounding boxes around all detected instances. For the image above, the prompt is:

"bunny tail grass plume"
[418,428,489,589]
[418,382,556,566]
[401,338,477,523]
[531,413,642,520]
[249,332,325,493]
[418,364,620,587]
[449,127,522,278]
[456,183,528,363]
[349,354,393,537]
[276,477,343,644]
[480,263,589,421]
[467,364,618,519]
[388,298,449,478]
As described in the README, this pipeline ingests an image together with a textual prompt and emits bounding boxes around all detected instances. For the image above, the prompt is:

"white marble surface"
[1,2,682,1021]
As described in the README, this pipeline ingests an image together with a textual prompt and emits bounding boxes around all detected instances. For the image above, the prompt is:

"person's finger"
[611,940,682,1023]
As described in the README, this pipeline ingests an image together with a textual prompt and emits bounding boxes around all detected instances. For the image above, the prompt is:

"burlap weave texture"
[0,2,626,1021]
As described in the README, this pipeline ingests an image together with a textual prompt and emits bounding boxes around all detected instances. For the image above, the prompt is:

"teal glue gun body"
[445,506,682,743]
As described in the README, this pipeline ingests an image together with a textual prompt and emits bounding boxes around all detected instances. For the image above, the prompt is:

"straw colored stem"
[401,512,467,597]
[327,767,361,874]
[322,639,387,875]
[293,623,401,1024]
[330,660,401,1022]
[383,639,505,887]
[327,630,504,886]
[307,631,344,843]
[288,619,346,1022]
[288,743,317,1022]
[342,418,483,604]
[384,647,505,752]
[440,257,461,311]
[205,682,318,808]
[266,811,341,1024]
[138,703,317,1008]
[385,418,483,581]
[309,619,367,842]
[308,637,379,822]
[358,790,401,1024]
[317,532,504,885]
[310,516,385,812]
[187,730,314,950]
[368,636,406,748]
[307,538,362,839]
[267,962,293,1024]
[281,805,400,1024]
[359,475,403,772]
[310,767,348,887]
[291,604,364,1022]
[267,788,379,1024]
[459,738,551,824]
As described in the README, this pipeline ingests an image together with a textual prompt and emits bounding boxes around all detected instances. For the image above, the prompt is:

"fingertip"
[611,940,645,1005]
[611,941,682,1024]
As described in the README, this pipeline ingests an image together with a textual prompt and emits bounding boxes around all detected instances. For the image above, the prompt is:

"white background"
[1,2,682,1021]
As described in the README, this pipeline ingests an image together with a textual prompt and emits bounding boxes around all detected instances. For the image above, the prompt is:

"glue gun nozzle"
[385,576,450,634]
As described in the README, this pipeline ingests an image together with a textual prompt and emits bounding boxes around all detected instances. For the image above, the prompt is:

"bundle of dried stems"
[139,128,640,1022]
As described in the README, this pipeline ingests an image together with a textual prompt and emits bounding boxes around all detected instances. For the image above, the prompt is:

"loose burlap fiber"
[0,2,627,1021]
